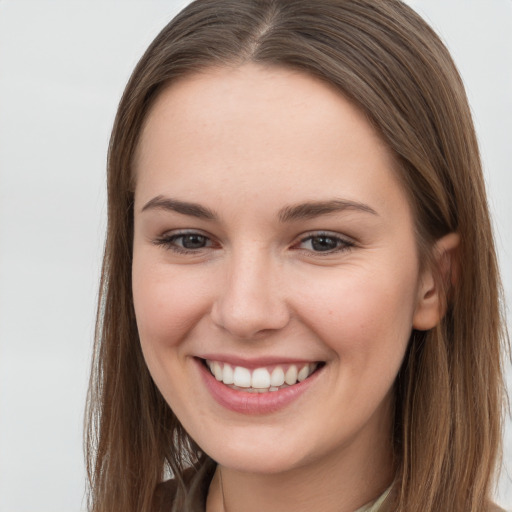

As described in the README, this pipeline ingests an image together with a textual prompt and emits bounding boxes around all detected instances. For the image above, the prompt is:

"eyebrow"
[141,196,377,222]
[141,195,217,220]
[278,199,378,222]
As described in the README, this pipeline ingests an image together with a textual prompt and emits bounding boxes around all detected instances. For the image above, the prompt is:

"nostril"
[210,295,291,339]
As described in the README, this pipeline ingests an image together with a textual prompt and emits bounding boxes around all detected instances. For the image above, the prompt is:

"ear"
[412,232,460,331]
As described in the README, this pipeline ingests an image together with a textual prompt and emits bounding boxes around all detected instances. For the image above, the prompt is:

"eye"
[296,233,354,254]
[153,231,214,253]
[176,233,209,249]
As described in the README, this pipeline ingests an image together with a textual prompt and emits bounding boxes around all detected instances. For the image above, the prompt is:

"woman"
[85,1,509,511]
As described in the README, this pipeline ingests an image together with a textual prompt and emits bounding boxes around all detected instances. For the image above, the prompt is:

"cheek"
[131,259,215,414]
[293,266,418,435]
[293,263,418,366]
[132,257,211,353]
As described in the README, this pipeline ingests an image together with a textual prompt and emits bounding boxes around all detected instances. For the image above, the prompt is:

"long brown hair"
[85,1,508,511]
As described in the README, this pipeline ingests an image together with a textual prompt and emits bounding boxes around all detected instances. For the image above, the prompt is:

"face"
[132,64,433,476]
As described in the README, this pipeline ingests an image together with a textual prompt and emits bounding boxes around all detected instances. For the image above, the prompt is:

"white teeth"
[233,366,251,388]
[205,360,319,391]
[222,364,234,385]
[285,365,298,385]
[297,365,310,382]
[270,367,285,387]
[212,361,223,381]
[251,368,271,388]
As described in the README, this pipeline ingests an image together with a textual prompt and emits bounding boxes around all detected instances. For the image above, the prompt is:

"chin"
[209,447,305,475]
[193,425,320,475]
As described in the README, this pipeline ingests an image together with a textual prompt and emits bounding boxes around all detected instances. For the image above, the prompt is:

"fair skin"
[132,64,454,512]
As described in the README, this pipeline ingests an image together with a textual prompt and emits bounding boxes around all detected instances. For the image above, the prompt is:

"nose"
[210,249,291,339]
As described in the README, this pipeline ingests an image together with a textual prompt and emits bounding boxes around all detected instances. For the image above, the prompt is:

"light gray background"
[0,2,510,511]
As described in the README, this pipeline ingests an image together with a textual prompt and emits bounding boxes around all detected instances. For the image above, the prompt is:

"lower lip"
[197,359,323,415]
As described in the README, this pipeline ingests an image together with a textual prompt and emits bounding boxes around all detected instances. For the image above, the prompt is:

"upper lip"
[197,354,322,369]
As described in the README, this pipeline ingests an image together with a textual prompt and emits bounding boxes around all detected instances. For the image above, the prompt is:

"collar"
[354,486,392,512]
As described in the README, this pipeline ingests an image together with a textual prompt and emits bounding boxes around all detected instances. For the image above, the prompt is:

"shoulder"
[488,504,509,512]
[376,491,508,512]
[152,479,179,512]
[152,460,217,512]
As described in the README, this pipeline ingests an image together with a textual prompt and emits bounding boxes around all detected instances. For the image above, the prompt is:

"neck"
[206,416,394,512]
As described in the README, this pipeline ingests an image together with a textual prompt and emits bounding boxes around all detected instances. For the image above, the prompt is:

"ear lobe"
[412,232,460,331]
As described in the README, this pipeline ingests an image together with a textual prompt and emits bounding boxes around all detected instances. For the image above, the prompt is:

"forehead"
[133,63,407,217]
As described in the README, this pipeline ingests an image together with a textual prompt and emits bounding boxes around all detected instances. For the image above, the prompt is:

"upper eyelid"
[294,230,355,243]
[155,228,212,239]
[154,228,352,238]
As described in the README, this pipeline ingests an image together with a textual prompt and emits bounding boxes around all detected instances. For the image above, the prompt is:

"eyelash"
[294,232,355,254]
[153,231,214,254]
[153,230,355,255]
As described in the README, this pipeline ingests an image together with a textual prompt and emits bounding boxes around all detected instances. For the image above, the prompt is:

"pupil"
[182,234,206,249]
[311,236,337,251]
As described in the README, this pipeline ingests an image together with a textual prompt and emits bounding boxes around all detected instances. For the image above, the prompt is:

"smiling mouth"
[202,359,324,393]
